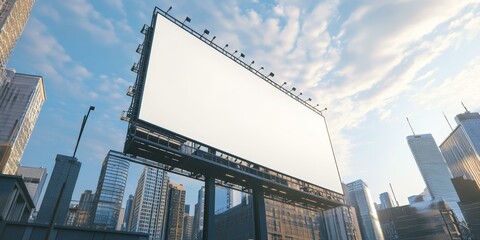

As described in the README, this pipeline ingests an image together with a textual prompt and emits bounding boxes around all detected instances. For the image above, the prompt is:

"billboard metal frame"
[124,7,344,239]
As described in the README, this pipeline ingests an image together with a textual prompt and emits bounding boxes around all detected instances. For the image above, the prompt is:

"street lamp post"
[73,106,95,158]
[45,106,95,240]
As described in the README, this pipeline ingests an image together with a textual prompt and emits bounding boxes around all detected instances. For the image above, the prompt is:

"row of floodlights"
[122,6,328,122]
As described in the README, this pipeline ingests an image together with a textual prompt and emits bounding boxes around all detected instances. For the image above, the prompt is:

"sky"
[8,0,480,210]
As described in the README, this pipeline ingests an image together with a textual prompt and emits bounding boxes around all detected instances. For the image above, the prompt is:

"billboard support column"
[253,187,267,240]
[203,175,216,240]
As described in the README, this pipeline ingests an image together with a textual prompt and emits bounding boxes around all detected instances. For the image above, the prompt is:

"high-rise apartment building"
[0,69,45,175]
[130,166,169,240]
[407,134,463,221]
[440,111,480,187]
[192,187,205,240]
[36,154,81,225]
[0,0,35,84]
[123,194,134,231]
[90,150,130,229]
[379,192,395,210]
[16,165,46,206]
[345,179,384,240]
[165,183,186,240]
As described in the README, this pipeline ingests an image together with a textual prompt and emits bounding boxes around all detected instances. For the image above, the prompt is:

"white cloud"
[61,0,119,44]
[21,18,94,98]
[105,0,126,16]
[414,56,480,109]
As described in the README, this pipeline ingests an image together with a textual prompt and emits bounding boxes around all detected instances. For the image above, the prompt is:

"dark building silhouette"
[36,155,81,225]
[213,195,359,240]
[452,176,480,238]
[377,200,461,239]
[123,194,134,231]
[0,174,34,222]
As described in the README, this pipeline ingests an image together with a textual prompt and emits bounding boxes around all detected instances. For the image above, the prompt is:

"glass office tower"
[123,194,134,231]
[407,133,464,221]
[345,179,384,240]
[379,192,395,210]
[192,187,205,240]
[440,112,480,187]
[90,150,129,229]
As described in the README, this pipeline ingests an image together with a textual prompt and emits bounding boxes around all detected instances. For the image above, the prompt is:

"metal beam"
[253,188,267,240]
[203,176,216,240]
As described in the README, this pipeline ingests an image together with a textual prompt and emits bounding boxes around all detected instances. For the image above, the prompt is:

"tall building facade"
[322,205,363,240]
[130,166,169,240]
[440,112,480,187]
[0,0,35,84]
[182,205,193,240]
[192,187,205,240]
[90,150,130,229]
[214,187,242,213]
[36,154,81,225]
[123,194,134,231]
[0,69,45,175]
[407,134,463,221]
[75,189,95,227]
[16,165,46,206]
[165,183,186,240]
[378,192,395,210]
[345,180,384,240]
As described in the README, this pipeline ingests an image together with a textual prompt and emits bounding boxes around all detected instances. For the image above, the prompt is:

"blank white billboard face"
[139,13,342,193]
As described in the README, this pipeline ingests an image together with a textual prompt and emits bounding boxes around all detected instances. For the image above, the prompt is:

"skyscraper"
[165,183,186,240]
[345,179,384,240]
[36,154,81,225]
[16,165,47,206]
[123,194,134,231]
[0,0,36,84]
[407,133,464,221]
[0,69,45,175]
[322,205,362,240]
[130,166,169,240]
[440,111,480,187]
[182,205,193,240]
[192,187,205,240]
[214,187,242,213]
[75,189,95,227]
[379,192,395,210]
[90,150,130,229]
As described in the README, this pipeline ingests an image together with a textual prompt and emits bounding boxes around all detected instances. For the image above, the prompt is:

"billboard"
[138,13,342,193]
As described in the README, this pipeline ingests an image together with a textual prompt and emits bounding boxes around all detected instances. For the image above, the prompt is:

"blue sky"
[9,0,480,209]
